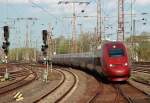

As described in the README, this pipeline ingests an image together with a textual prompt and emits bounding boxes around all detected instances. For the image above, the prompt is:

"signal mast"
[41,30,49,82]
[2,26,10,80]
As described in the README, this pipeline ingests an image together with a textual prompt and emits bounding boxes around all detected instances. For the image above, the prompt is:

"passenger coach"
[52,41,130,82]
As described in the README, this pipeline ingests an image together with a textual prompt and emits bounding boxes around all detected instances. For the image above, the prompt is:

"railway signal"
[41,30,48,55]
[41,44,48,55]
[2,41,10,55]
[4,26,9,41]
[2,26,10,55]
[1,26,10,80]
[42,30,48,44]
[41,30,49,83]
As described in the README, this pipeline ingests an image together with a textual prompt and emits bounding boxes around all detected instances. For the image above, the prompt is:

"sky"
[0,0,150,49]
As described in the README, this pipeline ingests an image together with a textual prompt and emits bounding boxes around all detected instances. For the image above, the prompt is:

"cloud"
[135,0,150,5]
[126,0,150,5]
[0,0,29,4]
[1,0,150,6]
[0,0,58,4]
[31,0,59,4]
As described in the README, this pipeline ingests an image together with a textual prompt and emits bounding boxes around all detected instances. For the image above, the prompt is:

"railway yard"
[0,0,150,103]
[0,62,149,103]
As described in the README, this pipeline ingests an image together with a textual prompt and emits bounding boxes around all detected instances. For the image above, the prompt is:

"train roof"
[103,41,124,45]
[104,41,125,47]
[53,52,95,58]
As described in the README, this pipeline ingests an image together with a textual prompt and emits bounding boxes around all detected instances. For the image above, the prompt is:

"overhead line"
[28,0,63,22]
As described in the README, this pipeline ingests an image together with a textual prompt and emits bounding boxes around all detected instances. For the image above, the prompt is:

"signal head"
[2,42,7,49]
[2,42,9,55]
[6,41,10,46]
[4,26,9,33]
[41,45,45,51]
[4,49,8,55]
[42,30,47,44]
[45,44,48,49]
[3,26,9,40]
[43,51,47,55]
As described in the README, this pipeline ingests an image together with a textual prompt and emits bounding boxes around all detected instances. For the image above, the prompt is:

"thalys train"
[52,41,130,81]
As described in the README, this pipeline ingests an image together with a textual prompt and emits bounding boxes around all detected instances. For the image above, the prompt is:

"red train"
[52,41,130,81]
[100,41,130,81]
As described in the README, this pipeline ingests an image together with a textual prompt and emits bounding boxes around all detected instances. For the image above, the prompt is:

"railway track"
[133,65,150,74]
[132,62,150,73]
[133,62,150,65]
[112,84,123,103]
[87,84,102,103]
[131,62,150,86]
[87,72,104,103]
[0,65,37,95]
[33,68,79,103]
[114,83,150,103]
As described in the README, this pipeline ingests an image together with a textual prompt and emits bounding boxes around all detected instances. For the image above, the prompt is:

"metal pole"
[4,56,9,80]
[117,0,124,41]
[48,24,53,72]
[16,31,19,61]
[99,0,102,44]
[96,0,99,44]
[34,40,37,62]
[131,0,134,61]
[72,3,77,53]
[96,0,102,45]
[78,24,83,52]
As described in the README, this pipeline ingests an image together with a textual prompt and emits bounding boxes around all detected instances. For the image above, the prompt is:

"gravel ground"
[2,65,149,103]
[131,71,150,84]
[62,69,100,103]
[0,76,26,88]
[0,67,62,103]
[94,83,127,103]
[59,68,127,103]
[128,79,150,95]
[39,68,78,103]
[0,65,22,73]
[120,83,150,103]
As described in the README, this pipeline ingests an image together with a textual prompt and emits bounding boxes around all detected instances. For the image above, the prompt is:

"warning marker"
[13,92,24,101]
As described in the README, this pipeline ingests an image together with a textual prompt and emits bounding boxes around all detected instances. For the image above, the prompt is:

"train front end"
[101,42,130,81]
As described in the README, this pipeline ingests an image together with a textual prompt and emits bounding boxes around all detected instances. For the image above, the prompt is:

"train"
[52,41,130,81]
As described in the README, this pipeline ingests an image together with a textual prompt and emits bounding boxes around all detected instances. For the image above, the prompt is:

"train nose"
[107,66,130,77]
[106,66,130,81]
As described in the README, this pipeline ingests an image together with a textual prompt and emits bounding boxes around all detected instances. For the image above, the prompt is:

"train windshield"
[109,48,124,57]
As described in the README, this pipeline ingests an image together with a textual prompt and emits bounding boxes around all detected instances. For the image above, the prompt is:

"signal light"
[2,42,10,49]
[2,42,9,55]
[4,26,9,33]
[41,45,48,56]
[2,42,6,49]
[2,26,10,56]
[45,44,48,49]
[42,30,47,44]
[6,41,10,46]
[41,30,48,56]
[41,45,45,51]
[43,51,47,55]
[3,26,9,41]
[4,49,8,55]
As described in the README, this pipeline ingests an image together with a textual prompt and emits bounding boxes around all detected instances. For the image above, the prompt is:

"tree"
[126,32,150,61]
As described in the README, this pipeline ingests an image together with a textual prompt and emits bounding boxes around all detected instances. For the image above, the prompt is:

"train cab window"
[109,48,124,57]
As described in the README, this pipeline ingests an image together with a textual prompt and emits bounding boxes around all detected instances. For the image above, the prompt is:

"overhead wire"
[28,0,63,22]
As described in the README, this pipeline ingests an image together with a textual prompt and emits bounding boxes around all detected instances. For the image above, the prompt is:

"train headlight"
[109,64,113,67]
[124,62,128,66]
